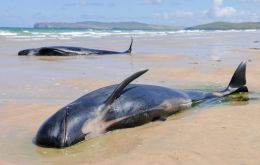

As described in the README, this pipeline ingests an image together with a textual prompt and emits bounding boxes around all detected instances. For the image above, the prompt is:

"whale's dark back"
[75,84,191,118]
[66,84,192,130]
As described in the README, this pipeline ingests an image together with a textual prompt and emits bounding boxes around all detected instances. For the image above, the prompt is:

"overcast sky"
[1,0,260,27]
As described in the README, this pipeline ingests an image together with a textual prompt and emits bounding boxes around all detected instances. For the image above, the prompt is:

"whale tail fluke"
[125,37,133,53]
[220,61,248,96]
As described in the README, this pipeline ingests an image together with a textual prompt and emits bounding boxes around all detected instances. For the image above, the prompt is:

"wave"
[0,31,17,36]
[0,28,259,40]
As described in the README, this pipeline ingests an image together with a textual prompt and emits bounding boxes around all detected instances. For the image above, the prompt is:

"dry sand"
[0,32,260,165]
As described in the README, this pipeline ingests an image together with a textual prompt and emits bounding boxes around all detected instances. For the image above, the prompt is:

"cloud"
[144,0,163,4]
[206,0,237,18]
[238,0,260,2]
[62,0,115,9]
[201,0,260,23]
[155,11,193,20]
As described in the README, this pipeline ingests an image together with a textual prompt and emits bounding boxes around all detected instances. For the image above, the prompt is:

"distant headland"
[186,22,260,30]
[34,21,181,30]
[33,21,260,31]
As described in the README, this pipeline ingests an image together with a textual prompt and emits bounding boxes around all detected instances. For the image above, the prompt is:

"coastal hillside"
[186,22,260,30]
[34,21,181,30]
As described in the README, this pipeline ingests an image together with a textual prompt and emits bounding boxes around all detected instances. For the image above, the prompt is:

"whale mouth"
[62,107,69,147]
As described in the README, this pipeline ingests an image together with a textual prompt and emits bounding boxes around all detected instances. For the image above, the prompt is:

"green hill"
[186,22,260,30]
[34,21,181,30]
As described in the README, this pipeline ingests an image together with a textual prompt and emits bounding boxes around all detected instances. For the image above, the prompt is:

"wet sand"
[0,32,260,165]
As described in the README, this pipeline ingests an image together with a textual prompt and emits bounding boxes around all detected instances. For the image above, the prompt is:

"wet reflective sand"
[0,32,260,164]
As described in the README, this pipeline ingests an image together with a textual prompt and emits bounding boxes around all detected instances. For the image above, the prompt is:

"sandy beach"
[0,31,260,165]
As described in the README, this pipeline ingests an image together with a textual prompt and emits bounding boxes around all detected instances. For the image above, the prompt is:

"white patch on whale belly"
[81,105,109,139]
[81,104,128,139]
[160,98,192,114]
[180,100,192,109]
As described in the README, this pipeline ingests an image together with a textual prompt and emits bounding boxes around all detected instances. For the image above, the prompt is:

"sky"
[0,0,260,27]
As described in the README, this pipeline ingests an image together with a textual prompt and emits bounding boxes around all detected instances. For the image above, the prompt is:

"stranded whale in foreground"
[36,61,248,148]
[18,38,133,56]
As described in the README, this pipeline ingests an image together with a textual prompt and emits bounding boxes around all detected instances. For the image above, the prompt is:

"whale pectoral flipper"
[151,115,167,121]
[220,61,248,96]
[105,108,167,131]
[105,69,148,106]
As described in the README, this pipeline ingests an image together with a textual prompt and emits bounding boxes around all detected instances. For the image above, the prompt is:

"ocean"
[0,27,259,40]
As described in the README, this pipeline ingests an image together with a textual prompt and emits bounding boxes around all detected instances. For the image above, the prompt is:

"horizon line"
[1,20,260,29]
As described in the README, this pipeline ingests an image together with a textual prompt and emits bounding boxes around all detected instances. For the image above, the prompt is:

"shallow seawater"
[1,32,260,165]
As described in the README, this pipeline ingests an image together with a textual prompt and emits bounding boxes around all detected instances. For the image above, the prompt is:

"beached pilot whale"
[18,38,133,56]
[36,61,248,148]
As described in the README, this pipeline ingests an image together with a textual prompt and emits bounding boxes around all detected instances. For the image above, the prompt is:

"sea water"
[0,27,259,40]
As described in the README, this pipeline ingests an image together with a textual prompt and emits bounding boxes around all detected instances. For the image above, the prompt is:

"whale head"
[18,49,35,56]
[35,104,87,148]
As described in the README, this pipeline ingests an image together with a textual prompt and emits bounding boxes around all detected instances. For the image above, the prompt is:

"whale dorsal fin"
[105,69,148,106]
[125,37,133,53]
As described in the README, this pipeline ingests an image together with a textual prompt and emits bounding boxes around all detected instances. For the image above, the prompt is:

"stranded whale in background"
[36,61,248,148]
[18,38,133,56]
